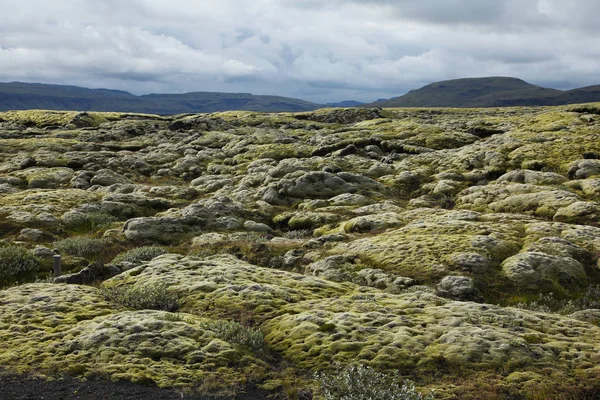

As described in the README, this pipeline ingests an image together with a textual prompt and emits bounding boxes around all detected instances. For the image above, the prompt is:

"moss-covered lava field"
[2,105,600,399]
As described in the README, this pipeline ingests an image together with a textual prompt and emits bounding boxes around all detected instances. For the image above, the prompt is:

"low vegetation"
[515,285,600,314]
[0,246,40,286]
[198,320,265,353]
[53,237,111,260]
[102,283,182,311]
[316,364,434,400]
[111,246,167,265]
[64,211,118,233]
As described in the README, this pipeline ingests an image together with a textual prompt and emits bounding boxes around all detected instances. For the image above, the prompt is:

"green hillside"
[0,82,321,113]
[367,77,600,108]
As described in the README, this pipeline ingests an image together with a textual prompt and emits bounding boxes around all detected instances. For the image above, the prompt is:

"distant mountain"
[551,85,600,105]
[325,100,365,107]
[364,77,600,108]
[0,82,321,114]
[3,79,600,114]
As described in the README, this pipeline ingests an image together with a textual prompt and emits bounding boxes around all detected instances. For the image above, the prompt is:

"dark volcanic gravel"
[0,370,269,400]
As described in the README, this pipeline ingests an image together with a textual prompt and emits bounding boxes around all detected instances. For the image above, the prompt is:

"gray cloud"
[0,0,599,103]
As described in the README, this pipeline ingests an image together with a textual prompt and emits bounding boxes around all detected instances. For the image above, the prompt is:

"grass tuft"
[199,320,265,353]
[102,284,182,311]
[64,212,118,233]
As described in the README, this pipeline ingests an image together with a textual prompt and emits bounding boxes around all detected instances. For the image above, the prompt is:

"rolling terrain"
[1,104,600,398]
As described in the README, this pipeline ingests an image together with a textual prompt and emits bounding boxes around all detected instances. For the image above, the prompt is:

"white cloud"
[0,0,599,102]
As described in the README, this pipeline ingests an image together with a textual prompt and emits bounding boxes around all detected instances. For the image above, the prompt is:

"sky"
[0,0,599,103]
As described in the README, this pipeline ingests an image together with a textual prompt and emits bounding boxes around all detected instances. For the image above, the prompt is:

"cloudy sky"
[1,0,599,103]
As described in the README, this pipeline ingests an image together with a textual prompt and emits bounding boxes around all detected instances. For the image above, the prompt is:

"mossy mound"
[0,283,268,394]
[104,254,354,323]
[77,254,600,398]
[0,110,136,128]
[337,209,600,297]
[337,210,523,282]
[264,291,600,398]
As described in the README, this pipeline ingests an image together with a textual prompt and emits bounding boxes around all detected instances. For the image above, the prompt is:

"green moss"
[336,211,523,283]
[233,143,312,162]
[0,189,101,209]
[104,254,353,324]
[0,110,136,128]
[2,104,600,398]
[0,284,267,394]
[0,110,93,127]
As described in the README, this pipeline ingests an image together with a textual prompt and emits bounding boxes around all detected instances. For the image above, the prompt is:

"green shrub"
[0,246,40,286]
[316,364,434,400]
[111,246,167,266]
[64,212,118,233]
[53,237,109,260]
[102,284,181,311]
[199,320,264,353]
[516,286,600,315]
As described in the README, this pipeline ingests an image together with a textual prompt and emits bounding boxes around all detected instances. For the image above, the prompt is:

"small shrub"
[102,284,181,311]
[53,237,110,260]
[0,246,40,286]
[64,212,118,233]
[316,364,434,400]
[515,286,600,315]
[282,229,314,239]
[111,246,167,265]
[199,320,264,353]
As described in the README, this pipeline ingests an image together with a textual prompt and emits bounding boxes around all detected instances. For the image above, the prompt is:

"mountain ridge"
[0,82,321,114]
[2,78,600,113]
[365,77,600,108]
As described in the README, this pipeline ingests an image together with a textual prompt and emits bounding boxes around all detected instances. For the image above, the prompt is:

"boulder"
[277,171,356,199]
[554,201,600,223]
[122,217,198,243]
[501,251,588,290]
[90,169,132,186]
[19,228,52,242]
[497,170,567,185]
[568,159,600,179]
[0,183,18,194]
[328,193,370,207]
[243,220,272,233]
[341,213,405,233]
[437,275,476,299]
[54,262,121,284]
[12,167,75,189]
